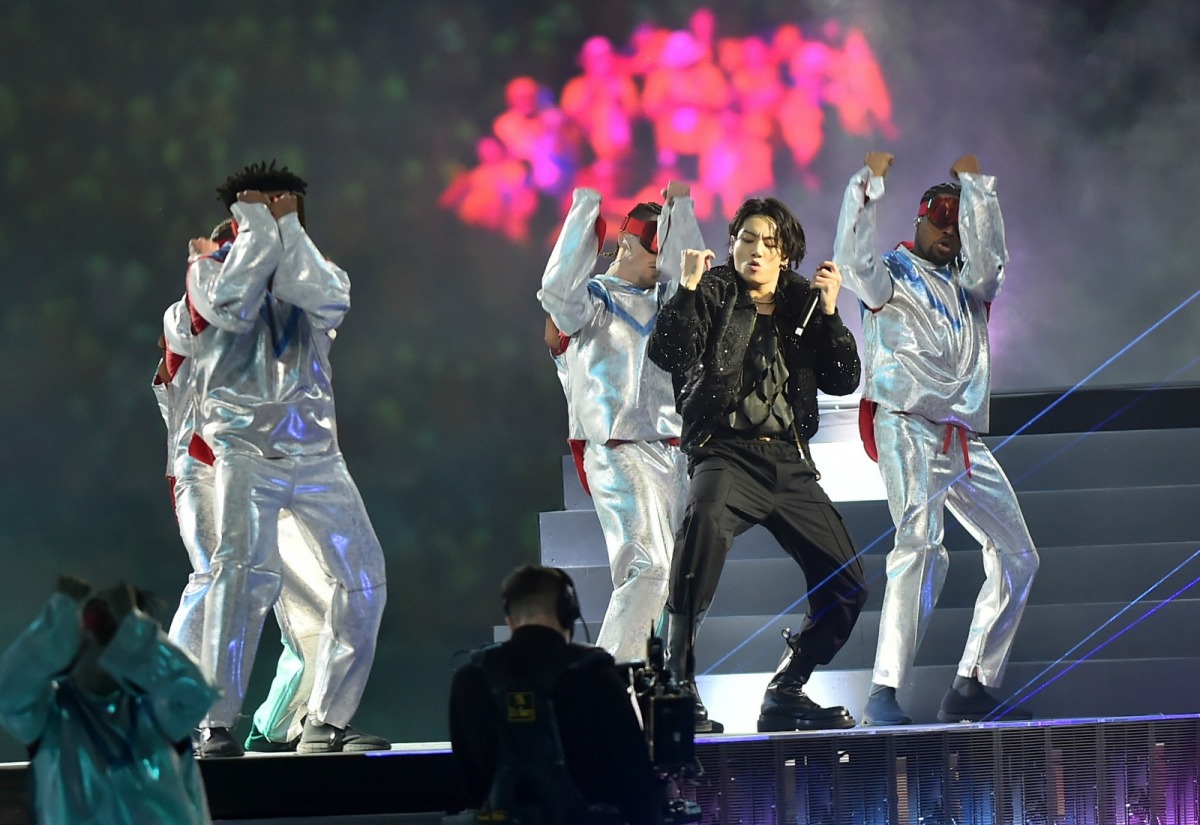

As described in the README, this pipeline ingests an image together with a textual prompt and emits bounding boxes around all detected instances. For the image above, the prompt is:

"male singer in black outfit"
[648,196,867,733]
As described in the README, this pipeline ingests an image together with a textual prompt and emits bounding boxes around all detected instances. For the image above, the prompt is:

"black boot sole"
[757,712,856,732]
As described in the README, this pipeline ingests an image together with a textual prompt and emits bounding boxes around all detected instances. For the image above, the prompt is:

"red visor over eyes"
[918,194,959,229]
[620,214,659,254]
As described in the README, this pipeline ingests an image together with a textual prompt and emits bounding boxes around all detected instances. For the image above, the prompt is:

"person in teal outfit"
[0,578,216,824]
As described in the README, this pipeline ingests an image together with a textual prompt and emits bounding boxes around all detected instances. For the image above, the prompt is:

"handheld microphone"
[795,289,821,337]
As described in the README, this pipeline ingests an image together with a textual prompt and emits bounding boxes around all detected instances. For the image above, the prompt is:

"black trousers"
[667,438,867,669]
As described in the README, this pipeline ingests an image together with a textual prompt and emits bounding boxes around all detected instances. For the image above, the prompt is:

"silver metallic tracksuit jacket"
[538,188,702,662]
[834,165,1038,689]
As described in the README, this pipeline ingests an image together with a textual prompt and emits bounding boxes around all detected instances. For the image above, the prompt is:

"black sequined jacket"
[648,264,861,453]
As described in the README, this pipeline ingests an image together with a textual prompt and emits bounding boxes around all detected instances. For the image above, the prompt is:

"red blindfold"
[620,214,658,254]
[917,194,959,229]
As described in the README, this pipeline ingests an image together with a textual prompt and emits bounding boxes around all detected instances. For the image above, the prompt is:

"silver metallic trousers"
[168,459,334,742]
[584,440,688,663]
[200,451,387,730]
[872,411,1038,689]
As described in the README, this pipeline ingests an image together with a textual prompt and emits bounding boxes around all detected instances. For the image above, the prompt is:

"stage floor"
[3,713,1199,824]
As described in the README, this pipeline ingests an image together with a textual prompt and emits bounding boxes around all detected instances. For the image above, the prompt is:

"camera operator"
[448,564,664,825]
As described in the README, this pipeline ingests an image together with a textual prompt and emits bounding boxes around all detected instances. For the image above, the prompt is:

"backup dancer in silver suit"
[155,277,368,753]
[833,151,1039,725]
[184,162,387,756]
[538,182,702,663]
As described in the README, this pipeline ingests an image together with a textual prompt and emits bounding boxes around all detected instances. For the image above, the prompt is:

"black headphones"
[501,564,582,636]
[553,568,582,632]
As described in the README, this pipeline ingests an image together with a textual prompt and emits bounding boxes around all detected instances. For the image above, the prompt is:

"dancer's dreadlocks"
[216,160,308,209]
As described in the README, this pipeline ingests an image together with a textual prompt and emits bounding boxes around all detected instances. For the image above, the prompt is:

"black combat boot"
[666,613,724,734]
[757,629,855,732]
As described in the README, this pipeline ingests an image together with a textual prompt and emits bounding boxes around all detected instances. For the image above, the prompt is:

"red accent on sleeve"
[185,292,210,336]
[568,439,590,496]
[163,348,185,382]
[168,475,179,517]
[187,434,216,467]
[984,302,991,321]
[594,215,607,251]
[550,333,571,357]
[858,399,879,462]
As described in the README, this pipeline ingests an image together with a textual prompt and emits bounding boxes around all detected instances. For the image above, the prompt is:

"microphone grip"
[794,289,821,337]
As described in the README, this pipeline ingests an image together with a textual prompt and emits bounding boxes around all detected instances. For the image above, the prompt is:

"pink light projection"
[440,10,897,244]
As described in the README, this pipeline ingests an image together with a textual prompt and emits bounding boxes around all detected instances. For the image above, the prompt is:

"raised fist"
[269,192,299,220]
[237,190,271,206]
[188,237,219,257]
[950,154,982,179]
[680,248,715,291]
[864,151,895,178]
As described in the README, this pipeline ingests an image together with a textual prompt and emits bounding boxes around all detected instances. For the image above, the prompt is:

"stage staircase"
[534,390,1200,731]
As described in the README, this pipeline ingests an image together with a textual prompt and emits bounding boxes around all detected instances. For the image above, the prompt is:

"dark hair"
[209,218,235,244]
[216,160,308,209]
[728,197,806,268]
[620,201,662,253]
[627,201,662,222]
[919,182,962,204]
[501,564,581,631]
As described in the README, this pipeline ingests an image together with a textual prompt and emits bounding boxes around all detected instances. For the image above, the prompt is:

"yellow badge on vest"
[506,692,536,722]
